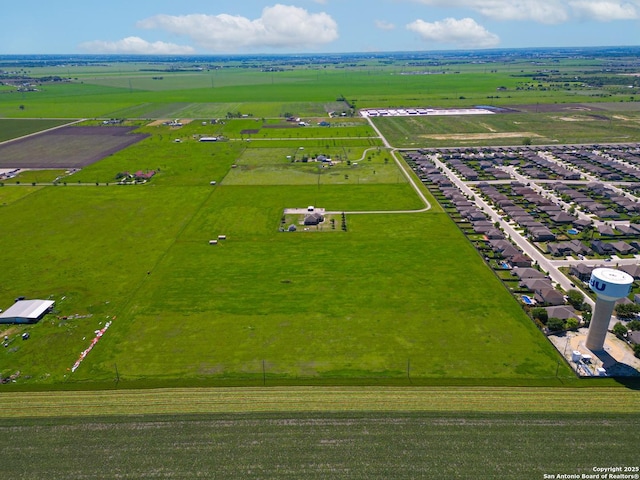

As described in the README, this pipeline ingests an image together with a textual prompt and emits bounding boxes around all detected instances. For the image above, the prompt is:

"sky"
[2,0,639,55]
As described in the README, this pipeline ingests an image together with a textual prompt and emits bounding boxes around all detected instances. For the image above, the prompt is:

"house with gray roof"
[513,268,546,280]
[610,241,636,255]
[544,305,580,321]
[535,288,565,306]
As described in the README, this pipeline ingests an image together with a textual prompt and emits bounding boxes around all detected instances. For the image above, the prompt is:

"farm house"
[0,299,55,324]
[304,213,324,225]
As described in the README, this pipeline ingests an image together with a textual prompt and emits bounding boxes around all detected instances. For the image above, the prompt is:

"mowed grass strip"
[1,386,639,418]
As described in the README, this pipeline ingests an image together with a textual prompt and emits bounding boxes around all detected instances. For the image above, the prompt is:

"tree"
[626,320,640,331]
[612,322,628,339]
[19,104,25,110]
[531,307,548,324]
[615,303,640,320]
[547,317,565,332]
[634,343,640,359]
[582,310,592,327]
[565,318,579,330]
[567,289,584,310]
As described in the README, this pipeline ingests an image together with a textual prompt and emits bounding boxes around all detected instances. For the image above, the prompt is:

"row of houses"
[444,157,511,181]
[556,150,640,182]
[477,183,570,242]
[518,153,581,180]
[511,268,565,305]
[552,182,640,219]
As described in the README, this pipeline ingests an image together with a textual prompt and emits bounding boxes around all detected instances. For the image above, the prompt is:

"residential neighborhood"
[405,143,640,375]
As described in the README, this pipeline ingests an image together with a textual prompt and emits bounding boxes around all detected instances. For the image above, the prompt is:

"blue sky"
[3,0,639,54]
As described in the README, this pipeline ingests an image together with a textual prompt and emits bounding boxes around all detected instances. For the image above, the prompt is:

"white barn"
[0,300,55,324]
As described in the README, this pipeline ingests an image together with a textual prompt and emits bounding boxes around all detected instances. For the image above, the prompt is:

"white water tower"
[585,268,633,351]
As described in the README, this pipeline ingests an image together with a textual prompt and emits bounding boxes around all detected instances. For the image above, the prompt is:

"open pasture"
[223,146,406,186]
[0,126,149,169]
[0,185,43,205]
[0,156,568,385]
[64,200,567,384]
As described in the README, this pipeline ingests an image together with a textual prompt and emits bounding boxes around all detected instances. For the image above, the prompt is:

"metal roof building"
[0,300,55,324]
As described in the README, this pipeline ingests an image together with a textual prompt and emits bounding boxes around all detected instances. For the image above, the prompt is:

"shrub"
[612,322,628,339]
[615,303,640,320]
[626,320,640,331]
[565,318,579,330]
[531,307,548,325]
[547,317,564,332]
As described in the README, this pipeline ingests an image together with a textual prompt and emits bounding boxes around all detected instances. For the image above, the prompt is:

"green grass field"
[0,177,567,385]
[0,114,569,387]
[1,408,638,479]
[3,55,638,387]
[3,56,638,119]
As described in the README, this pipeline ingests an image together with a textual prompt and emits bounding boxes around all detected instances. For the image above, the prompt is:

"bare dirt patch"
[421,132,540,141]
[555,116,594,122]
[0,126,149,169]
[147,119,194,127]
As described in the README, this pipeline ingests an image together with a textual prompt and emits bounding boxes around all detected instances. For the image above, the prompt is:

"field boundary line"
[0,118,87,146]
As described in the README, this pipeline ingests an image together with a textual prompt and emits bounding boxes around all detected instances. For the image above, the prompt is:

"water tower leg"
[585,298,615,351]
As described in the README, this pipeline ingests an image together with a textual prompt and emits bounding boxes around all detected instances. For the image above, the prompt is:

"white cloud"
[407,17,500,48]
[375,20,396,30]
[412,0,640,23]
[137,4,338,51]
[79,36,195,55]
[412,0,569,23]
[569,1,639,21]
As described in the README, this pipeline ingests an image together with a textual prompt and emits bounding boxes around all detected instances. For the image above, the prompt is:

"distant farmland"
[0,118,71,142]
[0,126,149,169]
